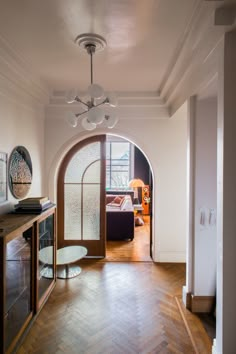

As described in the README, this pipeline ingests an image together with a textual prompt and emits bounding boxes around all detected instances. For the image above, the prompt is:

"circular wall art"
[8,146,33,199]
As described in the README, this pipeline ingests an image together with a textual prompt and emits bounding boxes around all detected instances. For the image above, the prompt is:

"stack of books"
[15,197,54,213]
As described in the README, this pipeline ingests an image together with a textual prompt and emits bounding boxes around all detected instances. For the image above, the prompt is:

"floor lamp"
[128,178,145,205]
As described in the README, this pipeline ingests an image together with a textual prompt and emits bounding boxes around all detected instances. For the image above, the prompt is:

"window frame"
[105,139,134,190]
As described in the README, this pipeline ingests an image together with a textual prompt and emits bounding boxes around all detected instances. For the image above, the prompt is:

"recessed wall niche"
[8,146,33,199]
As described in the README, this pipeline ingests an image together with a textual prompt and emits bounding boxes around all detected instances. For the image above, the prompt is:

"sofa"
[106,194,135,241]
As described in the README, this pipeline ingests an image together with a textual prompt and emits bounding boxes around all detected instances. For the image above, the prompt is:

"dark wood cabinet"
[0,206,56,353]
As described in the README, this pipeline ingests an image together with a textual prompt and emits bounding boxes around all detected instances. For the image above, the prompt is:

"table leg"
[57,264,82,279]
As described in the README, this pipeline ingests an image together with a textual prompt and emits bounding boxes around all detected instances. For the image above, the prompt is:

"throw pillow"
[107,196,124,207]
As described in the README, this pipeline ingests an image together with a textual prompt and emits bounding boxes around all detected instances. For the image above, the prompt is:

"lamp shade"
[128,179,145,188]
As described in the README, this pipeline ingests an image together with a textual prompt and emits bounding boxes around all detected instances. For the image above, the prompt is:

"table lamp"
[128,178,145,204]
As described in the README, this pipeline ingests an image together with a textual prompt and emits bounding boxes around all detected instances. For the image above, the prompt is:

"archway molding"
[47,127,158,261]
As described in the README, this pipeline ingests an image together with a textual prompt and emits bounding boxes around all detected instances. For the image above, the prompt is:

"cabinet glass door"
[38,214,55,302]
[5,228,33,352]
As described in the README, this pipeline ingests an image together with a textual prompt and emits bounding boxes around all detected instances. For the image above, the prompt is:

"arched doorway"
[105,134,153,261]
[57,133,153,260]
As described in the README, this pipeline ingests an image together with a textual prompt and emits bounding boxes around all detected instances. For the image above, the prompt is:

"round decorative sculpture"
[8,146,32,199]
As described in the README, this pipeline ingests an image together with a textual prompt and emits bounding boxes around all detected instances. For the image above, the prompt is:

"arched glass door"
[57,135,106,257]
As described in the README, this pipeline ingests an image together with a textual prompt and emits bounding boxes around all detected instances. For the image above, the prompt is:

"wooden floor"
[106,216,152,262]
[18,261,212,354]
[17,218,213,354]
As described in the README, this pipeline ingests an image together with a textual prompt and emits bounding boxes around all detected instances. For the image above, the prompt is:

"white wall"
[194,97,217,296]
[45,104,187,263]
[0,73,46,215]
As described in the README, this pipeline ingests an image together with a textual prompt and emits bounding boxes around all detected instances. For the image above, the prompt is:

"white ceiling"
[0,0,203,91]
[0,0,233,108]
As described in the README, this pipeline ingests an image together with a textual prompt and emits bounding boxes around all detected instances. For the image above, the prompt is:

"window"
[106,139,133,189]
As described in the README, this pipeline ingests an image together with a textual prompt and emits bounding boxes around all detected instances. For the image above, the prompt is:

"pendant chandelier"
[66,33,118,131]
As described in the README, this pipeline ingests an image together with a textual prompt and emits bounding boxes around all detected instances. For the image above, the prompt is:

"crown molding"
[160,1,235,115]
[158,0,203,96]
[50,90,165,105]
[47,90,169,120]
[46,104,169,121]
[0,33,49,106]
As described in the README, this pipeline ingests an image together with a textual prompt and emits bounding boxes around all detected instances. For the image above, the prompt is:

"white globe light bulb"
[66,111,78,127]
[88,107,104,124]
[88,84,104,99]
[81,117,96,130]
[65,89,77,104]
[107,92,118,107]
[104,113,118,129]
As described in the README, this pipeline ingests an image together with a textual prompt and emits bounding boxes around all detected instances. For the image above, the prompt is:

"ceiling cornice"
[0,33,49,105]
[48,90,169,120]
[158,0,203,96]
[160,0,235,115]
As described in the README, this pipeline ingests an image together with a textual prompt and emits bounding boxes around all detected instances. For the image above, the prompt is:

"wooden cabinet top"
[0,206,56,241]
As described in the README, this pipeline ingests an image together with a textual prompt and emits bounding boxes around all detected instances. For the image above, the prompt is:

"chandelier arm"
[75,110,88,118]
[75,96,90,108]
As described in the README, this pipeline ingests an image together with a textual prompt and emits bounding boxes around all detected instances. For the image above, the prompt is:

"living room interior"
[105,134,152,262]
[0,1,236,353]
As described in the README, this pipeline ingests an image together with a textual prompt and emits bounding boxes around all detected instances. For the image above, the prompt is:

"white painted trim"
[0,33,49,105]
[45,104,169,121]
[182,286,189,307]
[50,91,166,106]
[0,72,47,111]
[212,339,219,354]
[155,251,186,263]
[48,92,169,120]
[185,96,196,294]
[160,3,231,115]
[159,0,203,94]
[46,128,157,263]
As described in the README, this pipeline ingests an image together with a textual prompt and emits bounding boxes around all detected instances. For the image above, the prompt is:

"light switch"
[209,208,216,226]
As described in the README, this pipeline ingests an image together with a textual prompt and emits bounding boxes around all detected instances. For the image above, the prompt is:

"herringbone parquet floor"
[106,216,152,261]
[18,261,212,354]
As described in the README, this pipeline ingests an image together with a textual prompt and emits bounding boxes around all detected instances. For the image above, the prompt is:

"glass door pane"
[64,184,81,240]
[38,214,55,301]
[64,142,101,241]
[58,135,106,257]
[5,229,32,351]
[82,184,100,240]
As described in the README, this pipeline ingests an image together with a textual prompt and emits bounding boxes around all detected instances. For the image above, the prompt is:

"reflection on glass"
[38,215,54,300]
[5,230,32,351]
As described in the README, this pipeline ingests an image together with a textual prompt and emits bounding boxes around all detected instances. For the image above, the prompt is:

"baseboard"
[191,295,215,313]
[182,286,192,310]
[212,338,219,354]
[155,251,186,263]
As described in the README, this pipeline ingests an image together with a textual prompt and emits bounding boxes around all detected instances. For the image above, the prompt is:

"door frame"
[57,135,106,257]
